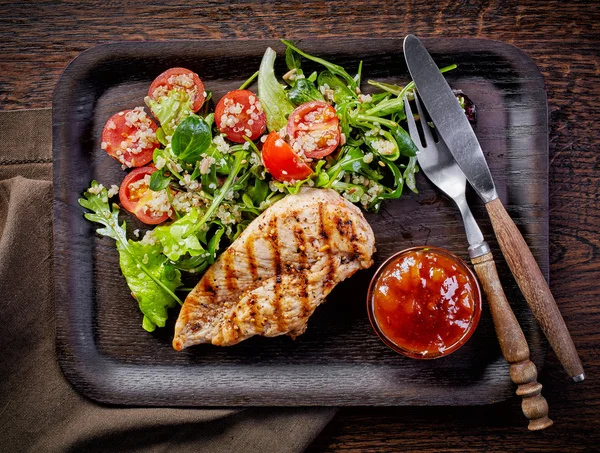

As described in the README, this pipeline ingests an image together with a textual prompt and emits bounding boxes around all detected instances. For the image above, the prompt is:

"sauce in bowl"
[367,246,481,359]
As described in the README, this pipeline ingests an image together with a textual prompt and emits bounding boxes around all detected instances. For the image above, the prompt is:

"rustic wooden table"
[2,1,598,451]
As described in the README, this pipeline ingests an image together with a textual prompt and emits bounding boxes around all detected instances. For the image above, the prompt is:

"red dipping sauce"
[368,246,481,359]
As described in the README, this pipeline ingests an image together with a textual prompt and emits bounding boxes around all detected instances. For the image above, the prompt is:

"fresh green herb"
[149,169,172,191]
[171,115,212,165]
[287,78,324,105]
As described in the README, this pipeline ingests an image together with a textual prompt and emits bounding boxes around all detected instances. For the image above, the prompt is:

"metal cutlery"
[403,34,584,382]
[404,93,552,430]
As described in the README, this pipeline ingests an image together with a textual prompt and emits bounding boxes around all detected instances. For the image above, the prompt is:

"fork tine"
[414,95,436,146]
[403,94,421,149]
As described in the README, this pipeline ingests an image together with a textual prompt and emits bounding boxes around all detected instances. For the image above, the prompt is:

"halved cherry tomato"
[261,131,312,182]
[286,101,341,159]
[101,107,158,168]
[119,166,171,225]
[215,90,267,143]
[148,67,206,113]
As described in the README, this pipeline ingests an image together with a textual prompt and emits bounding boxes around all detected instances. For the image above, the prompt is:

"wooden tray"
[53,38,549,406]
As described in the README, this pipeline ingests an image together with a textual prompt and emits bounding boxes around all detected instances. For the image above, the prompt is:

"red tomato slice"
[101,108,158,168]
[214,89,267,143]
[119,166,171,225]
[261,131,312,182]
[148,67,206,113]
[286,101,341,159]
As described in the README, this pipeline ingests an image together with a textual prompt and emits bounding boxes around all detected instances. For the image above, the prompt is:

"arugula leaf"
[285,45,302,71]
[325,146,381,183]
[281,40,357,91]
[171,115,212,165]
[258,47,295,132]
[153,208,206,261]
[272,160,326,194]
[239,71,259,90]
[330,181,366,203]
[365,97,405,117]
[377,158,404,201]
[247,176,270,207]
[184,151,247,238]
[364,129,400,161]
[118,240,182,332]
[145,90,193,136]
[78,181,183,332]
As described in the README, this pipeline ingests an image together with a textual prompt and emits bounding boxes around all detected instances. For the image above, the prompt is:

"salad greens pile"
[79,40,456,333]
[258,40,456,210]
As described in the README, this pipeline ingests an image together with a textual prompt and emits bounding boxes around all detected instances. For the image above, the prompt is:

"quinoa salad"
[79,40,466,333]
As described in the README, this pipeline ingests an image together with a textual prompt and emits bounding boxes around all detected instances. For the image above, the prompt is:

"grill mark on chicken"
[222,250,238,293]
[293,224,310,317]
[267,216,286,333]
[245,235,259,282]
[318,202,336,289]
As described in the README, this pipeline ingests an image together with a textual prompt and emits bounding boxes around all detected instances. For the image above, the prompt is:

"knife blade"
[403,34,585,382]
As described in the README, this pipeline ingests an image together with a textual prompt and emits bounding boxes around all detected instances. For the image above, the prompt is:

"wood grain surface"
[1,0,599,451]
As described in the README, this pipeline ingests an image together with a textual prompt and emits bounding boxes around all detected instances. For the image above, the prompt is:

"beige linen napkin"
[0,109,335,452]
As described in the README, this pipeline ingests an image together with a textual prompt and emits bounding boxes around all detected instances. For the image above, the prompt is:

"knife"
[403,34,585,382]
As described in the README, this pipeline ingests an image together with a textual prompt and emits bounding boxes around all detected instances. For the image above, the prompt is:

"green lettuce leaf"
[153,208,206,261]
[118,240,182,332]
[78,181,183,332]
[258,47,295,132]
[146,90,193,136]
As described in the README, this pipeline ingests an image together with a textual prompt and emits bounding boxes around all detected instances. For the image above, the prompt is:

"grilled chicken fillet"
[173,188,375,350]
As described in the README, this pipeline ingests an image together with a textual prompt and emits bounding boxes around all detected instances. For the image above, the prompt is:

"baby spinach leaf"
[393,125,419,157]
[171,115,212,165]
[317,71,355,104]
[149,169,171,191]
[287,78,324,105]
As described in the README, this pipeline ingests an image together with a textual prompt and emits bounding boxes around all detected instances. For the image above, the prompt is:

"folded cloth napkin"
[0,109,336,452]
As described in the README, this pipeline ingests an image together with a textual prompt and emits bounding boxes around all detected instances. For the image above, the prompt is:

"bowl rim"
[366,245,482,360]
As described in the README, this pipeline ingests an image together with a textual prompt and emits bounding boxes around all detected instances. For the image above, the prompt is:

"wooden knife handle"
[471,252,552,431]
[486,198,584,381]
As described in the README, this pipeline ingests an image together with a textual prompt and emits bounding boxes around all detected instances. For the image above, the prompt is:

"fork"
[404,93,553,431]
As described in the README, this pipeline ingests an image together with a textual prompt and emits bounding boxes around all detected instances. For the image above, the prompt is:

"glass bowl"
[367,246,482,359]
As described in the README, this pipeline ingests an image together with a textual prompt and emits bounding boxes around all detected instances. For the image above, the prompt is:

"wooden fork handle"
[486,198,584,381]
[471,252,552,431]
